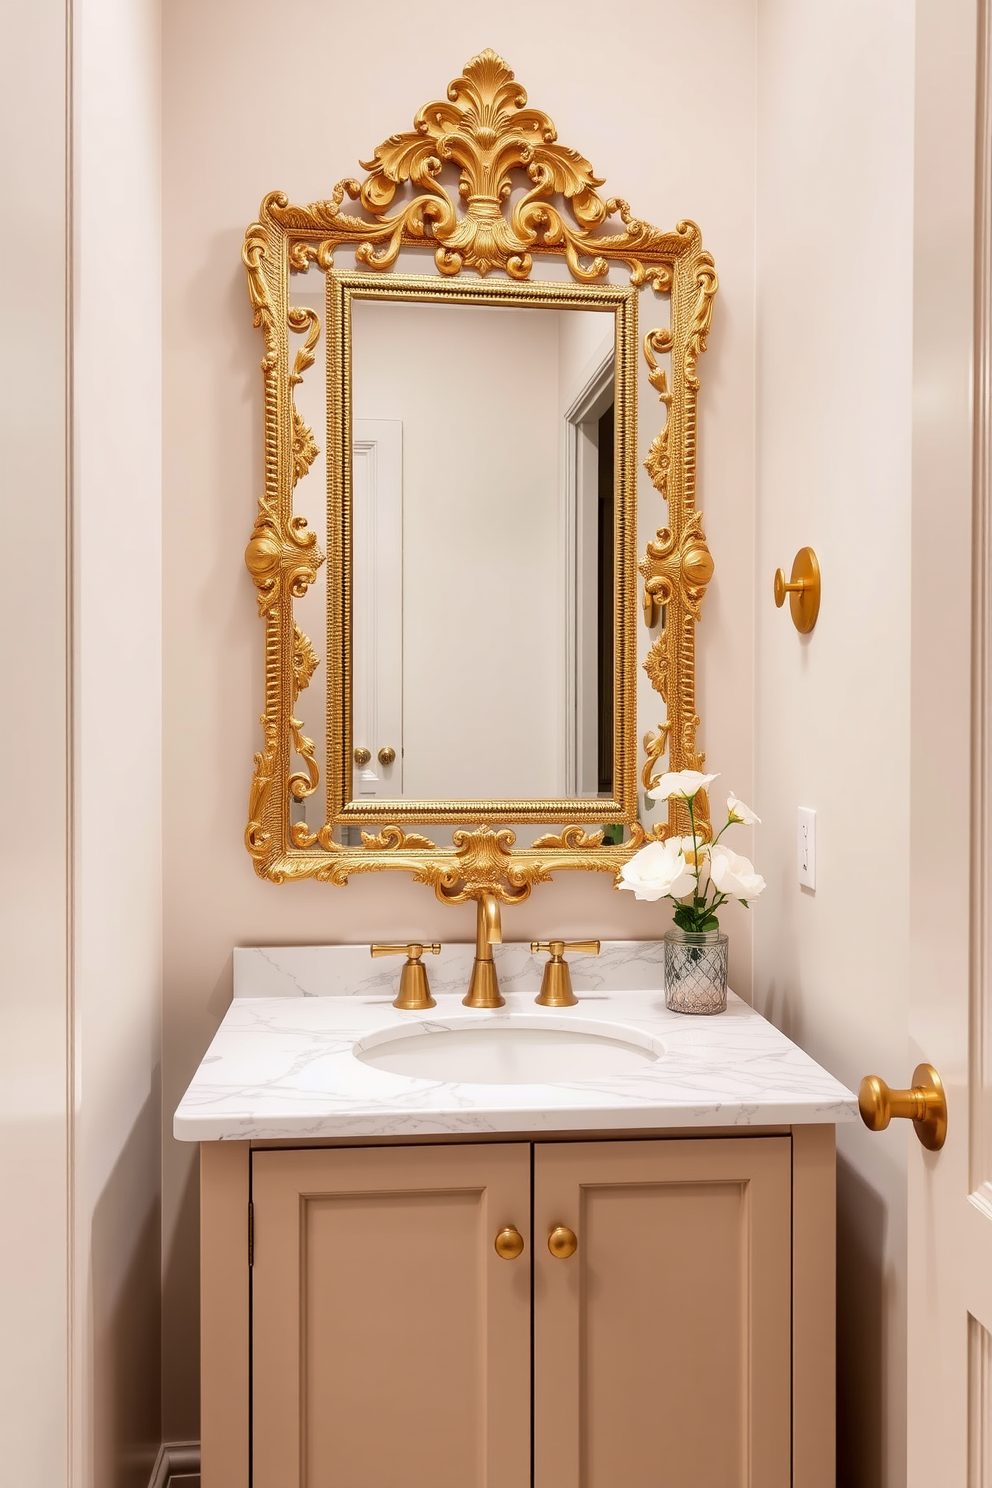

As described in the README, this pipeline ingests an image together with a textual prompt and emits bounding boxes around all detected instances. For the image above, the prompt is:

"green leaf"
[673,905,697,932]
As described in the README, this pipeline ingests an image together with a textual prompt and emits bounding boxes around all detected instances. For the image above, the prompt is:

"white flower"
[618,838,697,902]
[648,770,718,801]
[709,844,766,902]
[727,792,760,826]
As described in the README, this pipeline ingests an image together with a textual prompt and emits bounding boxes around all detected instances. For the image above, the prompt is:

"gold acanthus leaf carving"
[685,256,719,391]
[531,826,606,850]
[643,427,670,500]
[288,720,319,801]
[246,716,279,862]
[264,50,697,287]
[639,512,714,623]
[643,631,669,699]
[243,223,278,370]
[681,712,705,774]
[641,725,671,792]
[642,327,674,498]
[292,624,319,697]
[288,624,321,801]
[643,326,674,394]
[292,408,319,485]
[287,305,320,385]
[361,826,438,851]
[417,826,552,905]
[627,819,673,849]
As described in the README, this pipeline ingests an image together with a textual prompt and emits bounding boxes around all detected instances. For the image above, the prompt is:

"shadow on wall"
[90,1085,162,1488]
[162,1144,201,1441]
[836,1153,885,1488]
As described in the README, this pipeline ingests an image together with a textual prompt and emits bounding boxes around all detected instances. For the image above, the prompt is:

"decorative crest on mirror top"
[242,49,718,901]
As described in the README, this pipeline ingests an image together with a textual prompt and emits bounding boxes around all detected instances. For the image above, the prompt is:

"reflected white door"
[562,350,614,798]
[906,1,991,1475]
[352,419,403,799]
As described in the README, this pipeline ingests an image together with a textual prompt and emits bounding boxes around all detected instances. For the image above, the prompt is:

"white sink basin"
[354,1015,663,1085]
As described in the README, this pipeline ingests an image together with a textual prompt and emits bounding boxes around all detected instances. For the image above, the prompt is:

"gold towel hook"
[774,546,820,633]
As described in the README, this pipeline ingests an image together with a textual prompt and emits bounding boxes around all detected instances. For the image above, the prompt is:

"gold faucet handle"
[530,940,601,1007]
[370,943,441,1011]
[370,942,441,960]
[530,940,601,958]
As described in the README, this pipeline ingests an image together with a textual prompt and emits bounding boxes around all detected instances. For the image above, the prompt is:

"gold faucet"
[463,894,504,1008]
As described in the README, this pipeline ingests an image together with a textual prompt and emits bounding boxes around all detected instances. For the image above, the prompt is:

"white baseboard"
[147,1441,201,1488]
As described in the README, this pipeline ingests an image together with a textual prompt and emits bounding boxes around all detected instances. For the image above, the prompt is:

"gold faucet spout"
[477,894,502,955]
[464,894,505,1007]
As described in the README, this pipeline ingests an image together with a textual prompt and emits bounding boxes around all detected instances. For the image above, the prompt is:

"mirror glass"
[348,295,618,807]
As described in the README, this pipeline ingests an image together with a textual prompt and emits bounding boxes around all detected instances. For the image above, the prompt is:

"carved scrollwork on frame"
[292,409,318,485]
[641,725,670,793]
[637,240,719,839]
[532,826,606,851]
[242,49,717,895]
[267,49,694,288]
[288,626,320,803]
[639,513,714,623]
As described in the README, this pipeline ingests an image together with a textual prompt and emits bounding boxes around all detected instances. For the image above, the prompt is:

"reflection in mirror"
[348,296,617,807]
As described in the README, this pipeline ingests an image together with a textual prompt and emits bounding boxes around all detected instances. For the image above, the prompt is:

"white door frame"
[351,419,403,801]
[907,0,988,1475]
[561,351,615,797]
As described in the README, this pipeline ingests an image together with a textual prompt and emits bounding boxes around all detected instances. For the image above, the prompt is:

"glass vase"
[664,927,728,1014]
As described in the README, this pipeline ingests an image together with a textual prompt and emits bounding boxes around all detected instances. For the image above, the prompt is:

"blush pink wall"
[754,2,916,1481]
[161,0,758,1436]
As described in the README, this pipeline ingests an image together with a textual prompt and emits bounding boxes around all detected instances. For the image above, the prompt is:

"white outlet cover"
[798,806,816,889]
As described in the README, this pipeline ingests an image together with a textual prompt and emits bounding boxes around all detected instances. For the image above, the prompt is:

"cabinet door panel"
[252,1143,531,1488]
[534,1137,792,1488]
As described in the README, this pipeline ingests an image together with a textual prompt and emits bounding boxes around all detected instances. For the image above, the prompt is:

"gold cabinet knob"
[548,1224,577,1259]
[378,745,396,766]
[353,746,372,766]
[773,546,820,633]
[494,1225,525,1260]
[858,1062,947,1151]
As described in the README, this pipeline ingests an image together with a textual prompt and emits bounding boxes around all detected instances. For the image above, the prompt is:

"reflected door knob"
[494,1225,525,1260]
[858,1062,947,1151]
[378,746,396,766]
[353,747,372,766]
[548,1225,577,1259]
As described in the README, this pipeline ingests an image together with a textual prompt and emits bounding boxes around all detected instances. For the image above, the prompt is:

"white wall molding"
[147,1440,200,1488]
[0,0,72,1484]
[72,1,164,1481]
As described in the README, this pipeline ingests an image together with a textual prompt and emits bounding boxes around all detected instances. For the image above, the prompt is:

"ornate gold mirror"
[243,49,717,904]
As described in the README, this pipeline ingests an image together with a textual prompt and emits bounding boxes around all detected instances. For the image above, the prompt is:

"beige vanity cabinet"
[533,1138,792,1487]
[251,1143,532,1488]
[201,1126,835,1488]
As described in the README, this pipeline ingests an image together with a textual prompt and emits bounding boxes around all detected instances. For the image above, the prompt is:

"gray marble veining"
[234,939,667,1001]
[175,980,858,1142]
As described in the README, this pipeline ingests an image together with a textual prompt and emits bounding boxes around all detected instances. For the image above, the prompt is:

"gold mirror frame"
[242,49,718,904]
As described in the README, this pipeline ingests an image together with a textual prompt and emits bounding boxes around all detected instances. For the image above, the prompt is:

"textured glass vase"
[664,927,728,1014]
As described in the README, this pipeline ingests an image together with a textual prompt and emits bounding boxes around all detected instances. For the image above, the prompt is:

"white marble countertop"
[174,988,858,1142]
